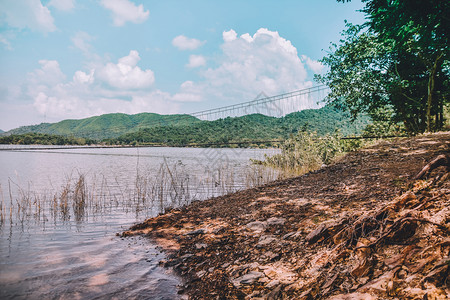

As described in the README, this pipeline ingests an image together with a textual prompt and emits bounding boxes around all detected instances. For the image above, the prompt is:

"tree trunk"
[426,53,443,132]
[426,67,436,132]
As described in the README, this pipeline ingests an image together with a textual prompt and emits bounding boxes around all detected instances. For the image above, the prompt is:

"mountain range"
[3,107,370,145]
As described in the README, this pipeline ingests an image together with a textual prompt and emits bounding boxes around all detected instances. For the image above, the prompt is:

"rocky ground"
[123,132,450,299]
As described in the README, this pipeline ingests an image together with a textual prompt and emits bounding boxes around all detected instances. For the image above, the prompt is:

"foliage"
[108,106,370,146]
[6,113,200,140]
[316,23,393,121]
[0,133,95,145]
[320,1,449,133]
[254,130,362,176]
[3,107,371,147]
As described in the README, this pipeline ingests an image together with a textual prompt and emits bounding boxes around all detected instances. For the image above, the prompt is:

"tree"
[362,0,449,131]
[324,0,450,133]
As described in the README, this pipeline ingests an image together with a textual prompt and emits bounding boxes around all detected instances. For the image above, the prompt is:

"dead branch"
[415,154,450,180]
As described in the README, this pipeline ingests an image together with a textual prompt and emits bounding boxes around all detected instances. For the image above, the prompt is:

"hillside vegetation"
[6,112,200,140]
[0,133,95,145]
[2,106,370,146]
[109,106,370,146]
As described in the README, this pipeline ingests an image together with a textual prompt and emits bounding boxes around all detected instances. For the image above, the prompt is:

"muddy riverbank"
[124,132,450,299]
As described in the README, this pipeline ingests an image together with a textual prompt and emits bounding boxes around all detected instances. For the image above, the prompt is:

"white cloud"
[0,34,13,50]
[32,90,179,121]
[73,70,95,85]
[100,0,149,26]
[0,0,56,32]
[172,35,205,51]
[48,0,75,11]
[200,28,310,100]
[71,31,94,54]
[222,29,237,42]
[97,50,155,89]
[28,60,66,86]
[301,55,324,73]
[172,81,203,102]
[23,57,178,121]
[16,47,198,123]
[186,55,206,68]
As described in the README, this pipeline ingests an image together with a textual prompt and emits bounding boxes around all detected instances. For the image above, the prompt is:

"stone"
[232,271,265,287]
[195,243,208,249]
[328,293,376,300]
[196,270,206,278]
[257,235,277,246]
[266,217,286,226]
[246,221,267,232]
[185,229,205,236]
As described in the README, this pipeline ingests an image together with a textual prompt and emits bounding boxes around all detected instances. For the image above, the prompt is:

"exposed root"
[123,134,450,299]
[415,154,450,179]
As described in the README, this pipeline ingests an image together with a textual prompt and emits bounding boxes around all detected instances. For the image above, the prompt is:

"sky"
[0,0,366,131]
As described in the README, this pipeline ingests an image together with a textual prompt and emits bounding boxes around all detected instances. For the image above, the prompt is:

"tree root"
[415,154,450,179]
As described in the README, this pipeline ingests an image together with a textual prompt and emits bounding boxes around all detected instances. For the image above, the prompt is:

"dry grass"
[1,160,278,228]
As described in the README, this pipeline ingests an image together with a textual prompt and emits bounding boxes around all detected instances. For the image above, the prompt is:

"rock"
[266,284,283,299]
[266,217,286,226]
[185,228,205,236]
[328,293,376,300]
[257,235,277,246]
[261,265,297,284]
[196,270,206,278]
[282,232,296,239]
[263,251,281,261]
[195,243,208,249]
[181,253,193,259]
[305,223,329,244]
[246,221,267,232]
[232,271,265,287]
[266,280,280,289]
[422,259,449,286]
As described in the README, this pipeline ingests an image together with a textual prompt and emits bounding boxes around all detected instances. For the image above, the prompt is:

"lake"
[0,146,279,299]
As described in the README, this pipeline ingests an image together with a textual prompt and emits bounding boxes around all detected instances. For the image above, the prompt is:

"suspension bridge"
[4,84,388,150]
[190,84,330,121]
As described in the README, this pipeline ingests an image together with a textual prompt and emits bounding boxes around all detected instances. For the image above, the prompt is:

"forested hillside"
[6,113,200,140]
[110,106,369,146]
[3,106,370,146]
[0,133,95,145]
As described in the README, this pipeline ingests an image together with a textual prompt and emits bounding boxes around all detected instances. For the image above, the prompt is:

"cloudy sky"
[0,0,365,131]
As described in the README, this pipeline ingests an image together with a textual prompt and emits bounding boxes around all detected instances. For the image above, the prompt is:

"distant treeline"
[106,107,370,146]
[1,106,373,147]
[0,133,95,145]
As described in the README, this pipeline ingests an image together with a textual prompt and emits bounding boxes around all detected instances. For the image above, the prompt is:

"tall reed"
[1,158,279,230]
[253,130,364,177]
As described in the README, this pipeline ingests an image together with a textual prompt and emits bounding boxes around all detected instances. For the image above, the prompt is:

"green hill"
[4,106,371,145]
[6,113,200,139]
[111,106,370,146]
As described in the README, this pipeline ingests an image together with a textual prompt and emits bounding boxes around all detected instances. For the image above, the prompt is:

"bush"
[254,130,362,177]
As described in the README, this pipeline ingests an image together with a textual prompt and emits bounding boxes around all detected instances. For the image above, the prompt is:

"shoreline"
[124,132,450,299]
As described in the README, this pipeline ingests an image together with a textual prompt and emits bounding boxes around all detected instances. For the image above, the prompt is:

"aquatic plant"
[1,159,278,230]
[254,130,365,177]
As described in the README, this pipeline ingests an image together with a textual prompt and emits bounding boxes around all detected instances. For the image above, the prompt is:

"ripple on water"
[0,234,184,300]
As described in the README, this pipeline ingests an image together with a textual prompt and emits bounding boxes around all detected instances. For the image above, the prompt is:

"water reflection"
[0,146,278,299]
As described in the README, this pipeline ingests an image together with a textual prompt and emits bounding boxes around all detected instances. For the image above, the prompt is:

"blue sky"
[0,0,365,131]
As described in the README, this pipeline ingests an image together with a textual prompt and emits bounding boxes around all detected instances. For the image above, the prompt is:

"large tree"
[320,0,449,133]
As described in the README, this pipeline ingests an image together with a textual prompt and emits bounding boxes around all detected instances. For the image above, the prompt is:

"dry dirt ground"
[123,132,450,299]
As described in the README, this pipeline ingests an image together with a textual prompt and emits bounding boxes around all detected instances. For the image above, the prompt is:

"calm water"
[0,146,278,299]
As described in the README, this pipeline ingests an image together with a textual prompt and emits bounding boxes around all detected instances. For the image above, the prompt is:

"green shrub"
[254,130,363,177]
